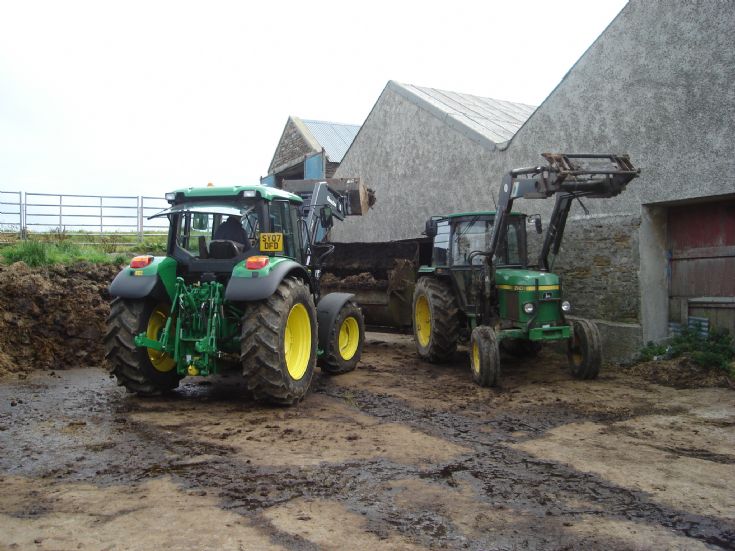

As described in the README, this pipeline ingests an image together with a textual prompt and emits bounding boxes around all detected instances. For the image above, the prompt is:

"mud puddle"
[1,333,733,550]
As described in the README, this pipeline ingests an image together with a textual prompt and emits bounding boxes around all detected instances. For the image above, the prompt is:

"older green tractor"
[413,153,639,386]
[105,180,367,404]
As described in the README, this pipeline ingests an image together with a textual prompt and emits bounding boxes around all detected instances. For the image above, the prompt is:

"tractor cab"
[422,211,532,324]
[149,185,305,283]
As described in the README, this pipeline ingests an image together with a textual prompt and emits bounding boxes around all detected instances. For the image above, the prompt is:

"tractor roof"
[442,211,524,219]
[167,184,302,204]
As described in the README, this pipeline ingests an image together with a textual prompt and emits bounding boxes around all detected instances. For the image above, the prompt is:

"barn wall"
[334,89,498,242]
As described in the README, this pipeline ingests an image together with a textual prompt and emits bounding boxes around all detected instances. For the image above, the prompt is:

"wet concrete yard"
[1,333,733,550]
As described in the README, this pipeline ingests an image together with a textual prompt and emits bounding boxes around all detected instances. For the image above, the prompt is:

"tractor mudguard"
[224,260,311,302]
[316,292,355,352]
[108,270,170,301]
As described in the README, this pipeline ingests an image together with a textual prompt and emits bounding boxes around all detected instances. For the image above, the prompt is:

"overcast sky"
[0,0,627,199]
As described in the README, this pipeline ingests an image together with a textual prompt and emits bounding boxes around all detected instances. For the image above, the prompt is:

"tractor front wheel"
[412,277,459,363]
[104,298,182,395]
[320,301,365,375]
[567,318,601,379]
[240,278,317,405]
[470,326,500,387]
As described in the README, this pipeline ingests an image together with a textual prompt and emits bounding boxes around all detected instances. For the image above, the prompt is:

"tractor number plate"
[260,233,284,252]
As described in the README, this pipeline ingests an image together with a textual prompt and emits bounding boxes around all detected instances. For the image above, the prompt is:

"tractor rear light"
[130,255,153,269]
[523,302,535,315]
[561,301,572,313]
[246,256,269,270]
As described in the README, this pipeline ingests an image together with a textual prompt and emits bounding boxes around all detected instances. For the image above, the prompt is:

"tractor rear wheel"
[412,277,459,362]
[240,278,317,405]
[320,301,365,375]
[567,318,601,379]
[470,326,500,387]
[104,298,182,395]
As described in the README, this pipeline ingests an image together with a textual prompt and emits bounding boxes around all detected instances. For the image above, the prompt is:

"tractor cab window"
[452,218,489,266]
[163,203,257,259]
[506,223,522,265]
[451,216,525,267]
[267,201,300,260]
[432,220,450,265]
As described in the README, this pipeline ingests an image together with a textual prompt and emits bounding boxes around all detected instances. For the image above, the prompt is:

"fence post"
[138,196,143,243]
[21,192,27,240]
[99,196,104,236]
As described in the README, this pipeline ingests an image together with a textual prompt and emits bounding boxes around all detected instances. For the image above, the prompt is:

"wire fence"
[0,190,169,246]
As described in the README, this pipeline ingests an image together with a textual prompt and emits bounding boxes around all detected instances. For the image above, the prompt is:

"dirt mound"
[0,262,121,377]
[321,271,387,291]
[623,357,734,389]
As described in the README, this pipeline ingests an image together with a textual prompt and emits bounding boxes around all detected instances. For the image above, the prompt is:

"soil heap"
[0,262,120,376]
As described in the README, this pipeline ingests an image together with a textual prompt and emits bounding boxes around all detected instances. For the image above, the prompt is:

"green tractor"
[105,180,367,404]
[412,153,639,386]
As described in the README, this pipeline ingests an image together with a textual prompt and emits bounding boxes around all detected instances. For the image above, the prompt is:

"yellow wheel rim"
[338,316,360,361]
[472,341,481,375]
[284,303,311,380]
[146,304,176,372]
[415,295,431,347]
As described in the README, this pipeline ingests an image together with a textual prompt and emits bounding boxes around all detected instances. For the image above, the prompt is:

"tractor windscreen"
[452,217,524,267]
[156,204,258,259]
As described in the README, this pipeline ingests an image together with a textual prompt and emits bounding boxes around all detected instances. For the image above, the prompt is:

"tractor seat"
[208,240,245,259]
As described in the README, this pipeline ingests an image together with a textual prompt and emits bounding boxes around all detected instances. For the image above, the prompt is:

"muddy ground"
[1,332,734,550]
[0,262,733,549]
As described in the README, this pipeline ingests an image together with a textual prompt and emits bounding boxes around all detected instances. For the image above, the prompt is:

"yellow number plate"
[259,232,284,252]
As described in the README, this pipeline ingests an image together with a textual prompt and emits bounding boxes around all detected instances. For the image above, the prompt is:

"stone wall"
[269,118,316,174]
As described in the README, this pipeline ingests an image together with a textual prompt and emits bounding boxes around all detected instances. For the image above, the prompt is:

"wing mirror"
[424,218,437,238]
[528,214,543,234]
[192,213,209,231]
[320,206,334,229]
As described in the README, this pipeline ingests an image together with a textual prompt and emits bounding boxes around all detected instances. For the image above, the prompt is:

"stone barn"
[263,116,360,187]
[331,0,735,360]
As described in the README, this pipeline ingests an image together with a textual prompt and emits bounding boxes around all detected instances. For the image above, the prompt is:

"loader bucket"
[320,238,431,330]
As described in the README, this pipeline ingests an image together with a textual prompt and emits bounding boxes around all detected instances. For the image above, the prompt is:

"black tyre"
[470,326,500,387]
[412,277,459,362]
[320,301,365,375]
[567,318,601,379]
[104,298,182,395]
[500,339,543,358]
[241,278,317,405]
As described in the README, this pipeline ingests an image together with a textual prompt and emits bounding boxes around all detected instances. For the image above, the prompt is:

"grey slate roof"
[302,119,360,163]
[389,81,536,148]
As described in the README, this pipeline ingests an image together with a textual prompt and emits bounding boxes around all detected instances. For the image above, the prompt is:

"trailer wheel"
[241,278,317,405]
[470,326,500,387]
[104,298,182,395]
[320,301,365,375]
[412,277,459,362]
[567,318,601,379]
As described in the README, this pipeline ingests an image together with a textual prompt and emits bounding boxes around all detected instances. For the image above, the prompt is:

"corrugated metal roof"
[301,119,360,163]
[391,82,536,147]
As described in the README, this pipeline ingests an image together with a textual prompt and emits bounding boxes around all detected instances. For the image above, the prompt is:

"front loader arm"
[487,153,640,269]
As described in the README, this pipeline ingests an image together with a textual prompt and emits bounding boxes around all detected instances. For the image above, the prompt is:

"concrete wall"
[333,0,735,360]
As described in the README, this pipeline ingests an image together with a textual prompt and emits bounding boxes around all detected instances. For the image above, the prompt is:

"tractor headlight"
[164,192,176,202]
[523,302,535,315]
[561,300,572,313]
